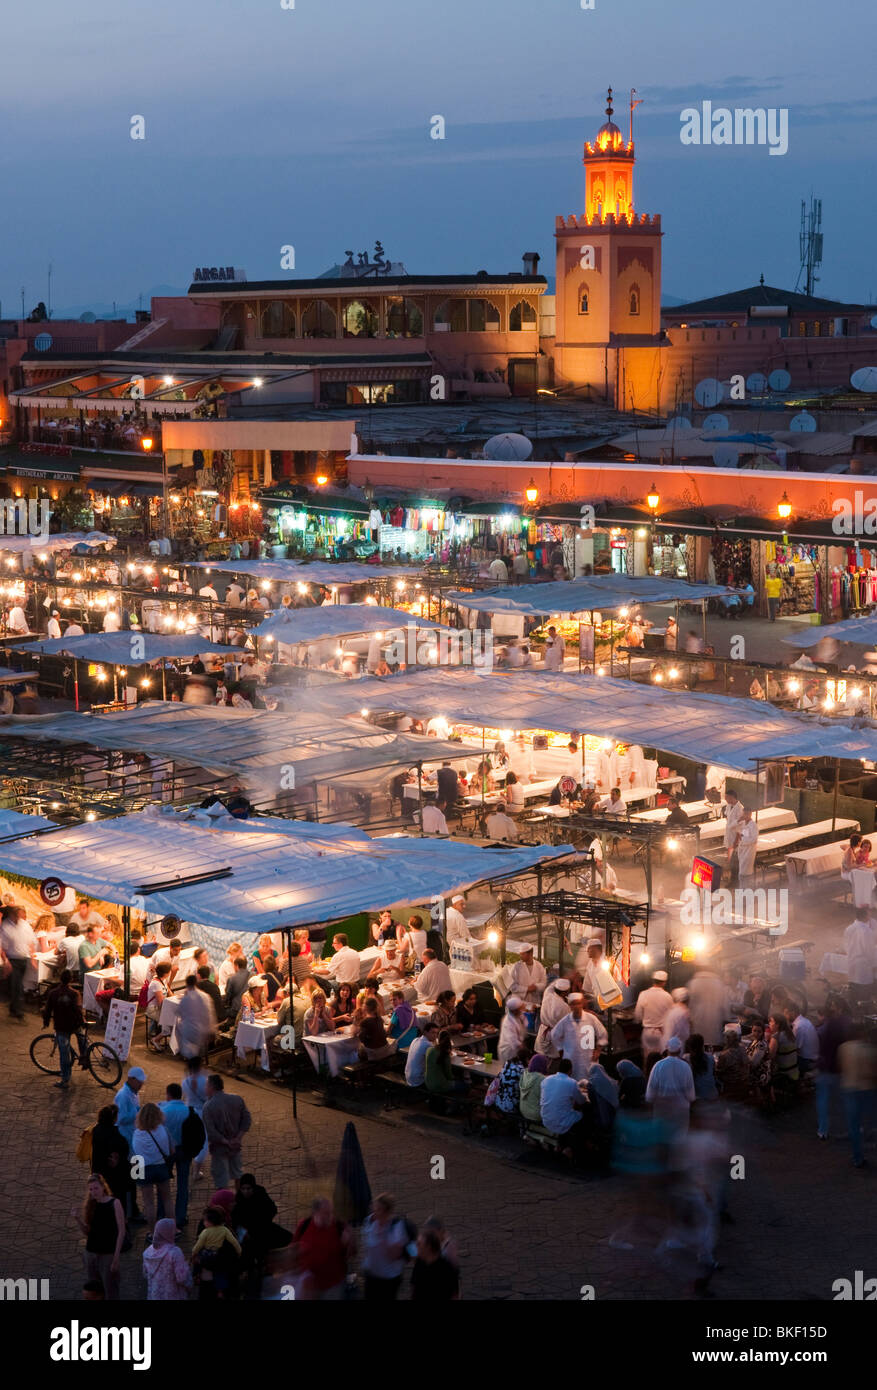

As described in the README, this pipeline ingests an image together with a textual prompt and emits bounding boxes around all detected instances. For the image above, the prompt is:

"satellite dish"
[870,314,877,330]
[713,443,743,468]
[667,416,693,431]
[790,410,817,433]
[34,332,53,352]
[702,413,730,433]
[768,368,791,391]
[746,371,768,394]
[483,432,533,461]
[78,311,96,323]
[694,377,724,407]
[851,366,877,393]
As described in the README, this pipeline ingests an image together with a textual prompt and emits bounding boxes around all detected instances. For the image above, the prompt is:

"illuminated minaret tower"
[553,87,664,406]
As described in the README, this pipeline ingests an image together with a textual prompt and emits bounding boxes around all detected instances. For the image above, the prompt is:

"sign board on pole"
[104,998,137,1062]
[39,877,66,908]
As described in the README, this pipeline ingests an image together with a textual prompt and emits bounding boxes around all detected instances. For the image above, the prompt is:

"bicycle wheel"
[30,1033,62,1075]
[86,1040,123,1088]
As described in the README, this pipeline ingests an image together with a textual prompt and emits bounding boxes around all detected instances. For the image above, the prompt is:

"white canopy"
[190,559,422,583]
[783,618,877,649]
[0,531,116,554]
[0,703,481,790]
[11,633,244,663]
[0,807,573,932]
[0,808,57,838]
[250,604,453,644]
[444,575,742,617]
[294,669,877,771]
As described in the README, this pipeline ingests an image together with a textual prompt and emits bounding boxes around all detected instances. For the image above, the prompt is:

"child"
[191,1205,242,1300]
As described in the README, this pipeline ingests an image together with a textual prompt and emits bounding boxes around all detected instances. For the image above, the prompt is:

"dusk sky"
[3,0,876,317]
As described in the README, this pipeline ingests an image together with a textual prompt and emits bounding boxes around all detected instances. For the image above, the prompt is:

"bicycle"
[29,1021,123,1088]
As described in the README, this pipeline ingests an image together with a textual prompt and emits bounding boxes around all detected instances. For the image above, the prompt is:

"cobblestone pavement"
[0,1005,873,1302]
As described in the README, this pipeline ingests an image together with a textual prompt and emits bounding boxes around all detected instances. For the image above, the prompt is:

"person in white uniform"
[543,626,565,672]
[535,977,570,1056]
[661,988,691,1051]
[843,909,877,995]
[634,971,674,1061]
[599,787,626,817]
[722,791,745,877]
[103,608,121,632]
[420,798,449,835]
[550,993,608,1080]
[498,996,528,1063]
[47,610,62,639]
[735,808,759,884]
[445,895,474,946]
[687,968,730,1047]
[508,945,547,1006]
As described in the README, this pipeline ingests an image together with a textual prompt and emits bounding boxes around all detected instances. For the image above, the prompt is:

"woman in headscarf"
[387,991,418,1048]
[232,1174,291,1294]
[519,1052,550,1123]
[142,1218,192,1300]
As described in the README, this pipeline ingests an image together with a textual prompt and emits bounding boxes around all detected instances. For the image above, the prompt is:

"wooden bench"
[339,1055,403,1090]
[521,1121,562,1154]
[380,1073,426,1111]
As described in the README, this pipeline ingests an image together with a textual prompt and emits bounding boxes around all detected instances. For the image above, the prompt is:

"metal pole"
[73,658,79,711]
[417,761,424,836]
[535,865,543,960]
[161,660,167,701]
[831,758,839,833]
[123,903,131,999]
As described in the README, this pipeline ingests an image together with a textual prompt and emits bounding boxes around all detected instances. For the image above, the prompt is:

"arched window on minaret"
[629,284,640,316]
[578,283,590,315]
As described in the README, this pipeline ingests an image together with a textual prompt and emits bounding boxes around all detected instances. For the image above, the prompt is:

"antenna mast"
[629,88,643,144]
[797,196,823,296]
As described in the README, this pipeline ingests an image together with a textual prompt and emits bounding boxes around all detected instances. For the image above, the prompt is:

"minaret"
[553,86,664,406]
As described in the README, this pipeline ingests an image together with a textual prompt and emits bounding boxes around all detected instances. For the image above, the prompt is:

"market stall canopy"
[250,604,454,643]
[0,703,482,790]
[782,617,877,649]
[10,633,245,663]
[444,575,742,617]
[0,807,574,933]
[0,531,116,554]
[0,808,57,838]
[294,669,877,770]
[190,559,422,584]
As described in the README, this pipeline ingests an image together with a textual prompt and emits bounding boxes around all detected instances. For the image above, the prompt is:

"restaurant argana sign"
[192,266,247,283]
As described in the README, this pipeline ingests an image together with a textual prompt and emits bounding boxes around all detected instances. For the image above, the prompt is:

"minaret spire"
[605,86,614,122]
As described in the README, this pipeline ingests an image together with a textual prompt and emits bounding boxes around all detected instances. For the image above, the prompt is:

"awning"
[250,604,454,643]
[0,448,81,482]
[0,531,116,555]
[0,807,573,933]
[88,480,163,499]
[782,617,877,650]
[10,633,244,663]
[292,669,877,770]
[0,704,488,792]
[190,559,424,583]
[443,575,742,617]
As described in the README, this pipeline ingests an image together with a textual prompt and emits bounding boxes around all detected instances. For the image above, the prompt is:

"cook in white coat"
[661,988,691,1050]
[844,909,877,987]
[509,945,547,1005]
[550,994,608,1080]
[498,996,528,1063]
[535,978,571,1055]
[634,971,674,1059]
[543,626,565,672]
[735,808,759,882]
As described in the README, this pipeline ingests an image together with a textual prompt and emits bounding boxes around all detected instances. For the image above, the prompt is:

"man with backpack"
[292,1197,355,1300]
[160,1082,205,1228]
[42,969,87,1089]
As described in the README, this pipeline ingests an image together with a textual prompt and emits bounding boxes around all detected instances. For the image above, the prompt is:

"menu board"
[104,999,138,1061]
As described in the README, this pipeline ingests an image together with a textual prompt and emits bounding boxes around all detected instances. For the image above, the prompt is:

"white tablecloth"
[234,1018,279,1071]
[302,1029,361,1077]
[847,867,876,906]
[83,967,122,1014]
[25,951,61,991]
[785,832,859,885]
[696,807,797,843]
[158,996,181,1052]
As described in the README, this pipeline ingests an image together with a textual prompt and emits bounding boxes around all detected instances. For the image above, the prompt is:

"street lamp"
[646,484,660,512]
[777,491,792,521]
[315,470,329,487]
[525,477,539,506]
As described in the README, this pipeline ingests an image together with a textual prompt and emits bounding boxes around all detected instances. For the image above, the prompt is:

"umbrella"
[333,1122,372,1226]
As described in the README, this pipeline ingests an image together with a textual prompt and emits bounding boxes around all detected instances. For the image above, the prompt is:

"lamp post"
[141,434,168,540]
[645,484,660,577]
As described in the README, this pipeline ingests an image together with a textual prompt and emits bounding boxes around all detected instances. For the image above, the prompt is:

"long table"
[786,835,859,887]
[757,818,859,865]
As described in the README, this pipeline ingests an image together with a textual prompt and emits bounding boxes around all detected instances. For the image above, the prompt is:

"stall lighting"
[525,478,539,505]
[360,708,370,717]
[636,528,648,538]
[96,669,107,682]
[668,667,680,680]
[51,802,60,810]
[851,686,863,699]
[823,695,834,708]
[315,472,329,487]
[260,581,271,591]
[38,553,48,562]
[689,934,707,955]
[163,376,174,386]
[264,635,274,644]
[140,437,154,452]
[777,492,792,521]
[653,671,664,682]
[251,502,260,512]
[296,583,308,594]
[86,812,97,821]
[619,607,629,619]
[500,729,513,741]
[487,929,500,946]
[639,953,650,966]
[667,837,679,851]
[787,678,800,693]
[252,378,264,388]
[140,678,151,688]
[646,485,660,511]
[170,494,181,504]
[364,595,377,605]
